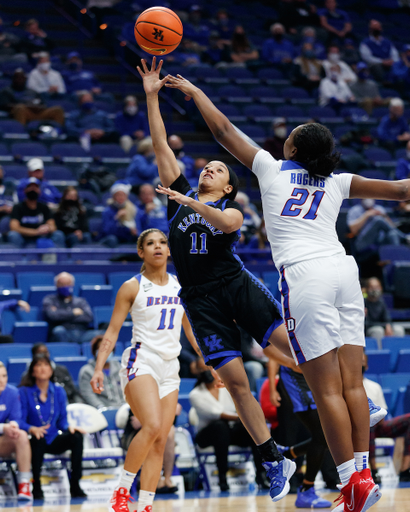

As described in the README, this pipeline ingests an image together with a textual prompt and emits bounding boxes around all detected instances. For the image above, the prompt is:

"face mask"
[69,62,79,71]
[362,198,375,209]
[81,102,94,111]
[304,36,314,44]
[113,200,126,209]
[57,286,73,297]
[328,53,340,63]
[274,127,287,139]
[26,190,39,200]
[358,71,369,80]
[125,105,138,116]
[273,33,283,41]
[330,73,339,82]
[38,62,51,72]
[64,199,77,207]
[303,50,315,59]
[172,147,182,157]
[371,29,382,37]
[368,289,382,299]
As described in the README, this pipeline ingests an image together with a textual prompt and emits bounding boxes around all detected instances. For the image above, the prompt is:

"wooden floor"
[3,486,410,512]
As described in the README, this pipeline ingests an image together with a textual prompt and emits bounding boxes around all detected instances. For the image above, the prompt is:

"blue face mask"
[57,286,73,297]
[69,62,79,71]
[81,102,94,111]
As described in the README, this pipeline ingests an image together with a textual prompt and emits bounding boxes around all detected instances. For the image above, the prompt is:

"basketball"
[134,7,183,56]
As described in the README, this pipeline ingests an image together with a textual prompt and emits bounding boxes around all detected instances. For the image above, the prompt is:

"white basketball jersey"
[252,150,353,270]
[130,273,184,360]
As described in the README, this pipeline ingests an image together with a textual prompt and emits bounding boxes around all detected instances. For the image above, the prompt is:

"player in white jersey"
[165,75,410,512]
[90,228,202,512]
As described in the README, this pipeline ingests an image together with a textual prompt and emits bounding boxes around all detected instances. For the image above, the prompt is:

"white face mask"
[328,53,340,63]
[274,126,287,139]
[362,198,375,209]
[125,105,138,116]
[38,62,51,72]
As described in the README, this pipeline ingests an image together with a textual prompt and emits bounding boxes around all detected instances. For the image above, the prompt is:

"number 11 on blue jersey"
[190,232,208,254]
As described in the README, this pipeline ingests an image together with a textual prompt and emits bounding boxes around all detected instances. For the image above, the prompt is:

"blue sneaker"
[263,457,296,502]
[368,397,387,427]
[295,487,332,508]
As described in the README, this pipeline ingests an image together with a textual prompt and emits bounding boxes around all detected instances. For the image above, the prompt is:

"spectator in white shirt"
[27,52,66,96]
[322,45,357,85]
[319,63,355,110]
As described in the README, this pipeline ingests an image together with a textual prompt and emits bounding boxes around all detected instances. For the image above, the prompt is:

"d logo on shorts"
[203,334,223,352]
[286,318,296,332]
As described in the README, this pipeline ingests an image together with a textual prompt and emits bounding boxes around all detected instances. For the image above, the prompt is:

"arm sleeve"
[360,42,383,65]
[55,387,69,431]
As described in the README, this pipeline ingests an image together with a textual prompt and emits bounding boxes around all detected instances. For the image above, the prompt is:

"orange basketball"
[134,7,183,56]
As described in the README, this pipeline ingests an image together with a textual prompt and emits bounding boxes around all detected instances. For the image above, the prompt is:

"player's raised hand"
[165,74,198,100]
[137,57,169,95]
[156,185,193,205]
[90,369,105,394]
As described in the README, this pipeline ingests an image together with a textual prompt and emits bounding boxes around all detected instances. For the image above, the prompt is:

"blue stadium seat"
[16,272,55,301]
[11,142,49,160]
[51,143,90,161]
[28,286,57,307]
[379,245,410,262]
[366,349,391,374]
[82,341,124,359]
[224,67,255,81]
[396,350,410,373]
[274,105,305,118]
[243,105,273,119]
[44,166,75,181]
[261,270,281,302]
[180,378,196,394]
[7,358,30,386]
[72,273,106,295]
[236,124,266,141]
[108,272,134,299]
[47,343,81,358]
[2,306,40,335]
[394,387,407,416]
[250,86,280,102]
[395,148,406,160]
[78,190,100,207]
[308,106,337,119]
[0,144,12,162]
[381,337,410,371]
[93,306,114,329]
[118,322,132,343]
[100,407,118,430]
[359,170,390,180]
[0,120,28,138]
[364,373,380,384]
[363,147,393,163]
[380,373,410,413]
[89,144,127,160]
[257,68,284,81]
[79,285,113,307]
[3,165,28,180]
[54,356,87,384]
[365,337,379,350]
[372,107,389,119]
[0,273,15,290]
[13,321,48,343]
[284,87,310,100]
[1,344,32,360]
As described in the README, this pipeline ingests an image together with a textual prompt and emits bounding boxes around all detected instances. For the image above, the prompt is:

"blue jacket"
[317,8,350,31]
[125,155,158,186]
[0,299,18,331]
[136,202,168,235]
[62,69,100,93]
[262,38,295,64]
[17,178,62,205]
[101,204,136,242]
[396,157,410,180]
[115,111,149,138]
[361,37,395,60]
[19,382,69,444]
[0,384,21,432]
[66,108,116,138]
[377,114,409,143]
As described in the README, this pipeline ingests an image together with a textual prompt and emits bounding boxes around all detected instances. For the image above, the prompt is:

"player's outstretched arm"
[137,58,181,187]
[166,74,260,170]
[350,175,410,201]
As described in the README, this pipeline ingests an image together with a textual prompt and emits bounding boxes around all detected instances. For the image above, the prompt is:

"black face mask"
[371,29,382,37]
[64,199,77,207]
[273,33,283,41]
[172,148,182,157]
[0,178,3,185]
[26,190,39,200]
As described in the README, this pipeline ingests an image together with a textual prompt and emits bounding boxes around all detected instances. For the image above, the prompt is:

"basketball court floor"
[2,485,410,512]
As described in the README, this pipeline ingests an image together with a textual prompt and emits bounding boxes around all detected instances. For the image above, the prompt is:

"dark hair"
[20,354,54,387]
[91,335,104,358]
[56,186,85,215]
[293,123,340,178]
[225,164,239,200]
[31,343,48,357]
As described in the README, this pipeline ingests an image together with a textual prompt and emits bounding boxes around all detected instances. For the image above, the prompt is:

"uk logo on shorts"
[286,317,296,332]
[203,334,223,352]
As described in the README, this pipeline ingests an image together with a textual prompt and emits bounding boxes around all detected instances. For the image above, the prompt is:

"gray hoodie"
[78,358,125,409]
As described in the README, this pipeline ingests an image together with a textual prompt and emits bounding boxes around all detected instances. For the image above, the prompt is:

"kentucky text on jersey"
[291,173,326,188]
[146,295,181,307]
[177,212,223,236]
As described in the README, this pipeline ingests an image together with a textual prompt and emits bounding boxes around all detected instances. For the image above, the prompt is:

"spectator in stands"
[0,361,32,500]
[318,63,355,110]
[262,23,295,75]
[277,1,319,36]
[79,335,124,409]
[63,51,101,95]
[136,183,168,235]
[235,191,261,244]
[229,25,260,70]
[364,277,405,346]
[0,68,64,125]
[342,38,360,66]
[396,140,410,180]
[377,98,410,149]
[211,8,235,42]
[299,27,326,61]
[263,117,287,160]
[30,343,85,404]
[168,39,201,68]
[115,95,149,153]
[66,91,116,144]
[125,136,158,187]
[389,44,410,98]
[347,198,407,258]
[318,0,352,44]
[0,17,27,64]
[53,186,91,247]
[42,272,94,343]
[362,353,410,483]
[168,135,195,181]
[0,166,18,219]
[201,30,231,67]
[0,299,30,344]
[100,182,137,247]
[247,220,271,262]
[19,354,86,499]
[27,52,66,96]
[322,45,356,85]
[17,158,62,206]
[359,19,399,83]
[20,18,55,60]
[183,5,211,47]
[350,62,389,115]
[291,42,323,92]
[190,369,270,491]
[9,178,64,248]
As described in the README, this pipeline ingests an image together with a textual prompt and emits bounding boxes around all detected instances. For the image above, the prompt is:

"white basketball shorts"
[120,345,180,399]
[279,254,365,364]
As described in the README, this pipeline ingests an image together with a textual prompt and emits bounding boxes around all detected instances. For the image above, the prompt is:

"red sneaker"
[141,507,152,512]
[333,471,381,512]
[359,468,375,485]
[17,482,33,501]
[109,487,135,512]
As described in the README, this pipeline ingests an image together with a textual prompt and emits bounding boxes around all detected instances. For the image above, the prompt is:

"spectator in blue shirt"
[115,95,149,153]
[389,44,410,97]
[101,182,137,246]
[17,158,62,207]
[136,183,168,235]
[19,354,86,500]
[184,5,211,47]
[168,135,195,181]
[396,141,410,180]
[125,136,158,188]
[66,91,116,143]
[377,98,410,149]
[63,51,101,95]
[300,27,326,61]
[359,19,399,82]
[318,0,352,44]
[262,23,295,76]
[0,361,32,501]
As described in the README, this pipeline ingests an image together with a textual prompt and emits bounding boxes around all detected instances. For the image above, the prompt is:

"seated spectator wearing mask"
[291,42,323,92]
[136,183,168,235]
[63,51,101,95]
[262,23,295,76]
[115,96,149,153]
[100,182,137,247]
[318,0,352,45]
[20,18,55,60]
[42,272,94,343]
[78,335,124,410]
[26,52,66,96]
[299,27,326,61]
[364,277,404,347]
[0,16,27,64]
[53,186,91,248]
[17,158,62,207]
[322,45,356,85]
[318,64,355,111]
[350,62,389,116]
[125,136,158,188]
[167,135,195,181]
[377,97,410,150]
[263,117,288,160]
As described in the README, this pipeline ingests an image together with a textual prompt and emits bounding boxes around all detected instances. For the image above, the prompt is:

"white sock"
[137,489,155,512]
[18,472,32,484]
[337,459,356,486]
[354,451,369,471]
[118,469,136,492]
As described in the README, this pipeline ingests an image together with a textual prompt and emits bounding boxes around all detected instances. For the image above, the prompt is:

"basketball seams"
[134,6,182,55]
[135,20,182,38]
[138,7,183,30]
[135,26,180,47]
